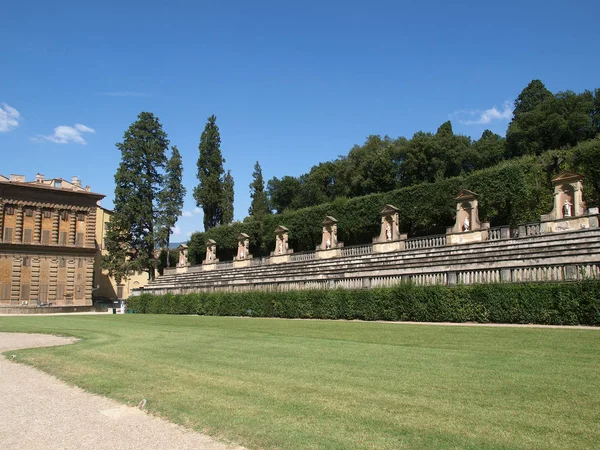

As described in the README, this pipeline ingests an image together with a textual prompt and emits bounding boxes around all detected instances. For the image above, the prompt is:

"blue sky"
[2,0,599,241]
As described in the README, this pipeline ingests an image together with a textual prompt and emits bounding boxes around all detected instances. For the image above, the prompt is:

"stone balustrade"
[405,235,446,250]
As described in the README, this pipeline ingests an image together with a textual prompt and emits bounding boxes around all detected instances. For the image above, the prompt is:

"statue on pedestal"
[385,223,392,241]
[563,199,573,217]
[463,217,470,232]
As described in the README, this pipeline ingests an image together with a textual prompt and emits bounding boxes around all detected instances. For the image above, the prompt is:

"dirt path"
[0,332,243,450]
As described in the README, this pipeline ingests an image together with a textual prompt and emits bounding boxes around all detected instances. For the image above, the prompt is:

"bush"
[128,281,600,326]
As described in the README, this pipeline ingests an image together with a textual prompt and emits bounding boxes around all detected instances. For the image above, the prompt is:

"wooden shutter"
[42,229,50,244]
[76,232,84,246]
[3,227,13,242]
[56,284,65,300]
[75,285,84,300]
[59,231,68,245]
[39,284,48,303]
[21,284,30,300]
[117,286,124,299]
[1,284,10,301]
[59,258,66,268]
[23,228,32,244]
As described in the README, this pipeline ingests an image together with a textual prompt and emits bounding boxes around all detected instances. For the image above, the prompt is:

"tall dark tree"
[222,170,235,225]
[157,146,186,267]
[512,79,553,117]
[194,115,226,230]
[248,161,270,220]
[103,112,169,282]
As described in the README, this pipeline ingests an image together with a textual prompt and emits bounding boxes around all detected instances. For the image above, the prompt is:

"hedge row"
[128,281,600,326]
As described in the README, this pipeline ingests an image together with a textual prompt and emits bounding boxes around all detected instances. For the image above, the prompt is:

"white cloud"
[452,101,514,126]
[34,123,95,144]
[0,103,21,132]
[171,225,181,236]
[182,207,202,218]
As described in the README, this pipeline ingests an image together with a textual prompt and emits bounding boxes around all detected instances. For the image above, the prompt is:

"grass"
[0,315,599,449]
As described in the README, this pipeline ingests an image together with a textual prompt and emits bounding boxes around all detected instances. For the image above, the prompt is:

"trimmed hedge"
[128,281,600,326]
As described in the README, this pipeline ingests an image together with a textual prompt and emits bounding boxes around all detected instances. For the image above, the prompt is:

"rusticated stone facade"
[0,174,104,306]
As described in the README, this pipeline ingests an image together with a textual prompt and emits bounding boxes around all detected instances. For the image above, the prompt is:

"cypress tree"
[248,161,270,220]
[157,146,186,267]
[222,170,235,225]
[194,115,227,230]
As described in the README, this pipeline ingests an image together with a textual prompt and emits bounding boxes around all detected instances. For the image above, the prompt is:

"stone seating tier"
[139,228,600,294]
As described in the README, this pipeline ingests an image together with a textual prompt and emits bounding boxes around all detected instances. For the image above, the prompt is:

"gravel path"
[0,333,243,450]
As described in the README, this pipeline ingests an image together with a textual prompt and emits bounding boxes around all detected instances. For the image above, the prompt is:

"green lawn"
[0,315,599,449]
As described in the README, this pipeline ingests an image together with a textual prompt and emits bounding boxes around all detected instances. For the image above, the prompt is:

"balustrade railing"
[488,227,505,241]
[249,257,270,266]
[405,234,446,250]
[341,244,372,257]
[290,251,316,262]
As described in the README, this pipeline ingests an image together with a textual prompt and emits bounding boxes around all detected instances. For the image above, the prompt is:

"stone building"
[0,174,103,306]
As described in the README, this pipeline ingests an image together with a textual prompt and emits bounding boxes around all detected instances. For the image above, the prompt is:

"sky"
[2,0,599,241]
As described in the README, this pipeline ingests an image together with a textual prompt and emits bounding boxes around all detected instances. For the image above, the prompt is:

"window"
[77,258,84,269]
[25,208,33,217]
[20,284,30,301]
[59,257,66,268]
[39,284,48,303]
[1,283,10,301]
[75,285,84,300]
[77,213,85,221]
[3,227,13,242]
[5,206,14,215]
[56,284,65,299]
[41,230,50,245]
[60,211,69,221]
[117,286,124,299]
[59,231,68,246]
[23,228,32,244]
[54,181,61,188]
[22,256,30,267]
[43,210,52,219]
[76,232,84,247]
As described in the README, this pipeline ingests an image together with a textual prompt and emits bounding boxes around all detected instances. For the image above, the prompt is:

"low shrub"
[128,281,600,326]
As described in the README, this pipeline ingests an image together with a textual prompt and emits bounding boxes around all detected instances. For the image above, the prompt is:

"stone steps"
[142,228,600,292]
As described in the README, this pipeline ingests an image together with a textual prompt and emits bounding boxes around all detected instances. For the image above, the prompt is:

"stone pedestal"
[539,172,595,233]
[233,233,252,263]
[317,216,343,251]
[270,254,291,264]
[232,259,251,268]
[315,248,342,259]
[202,239,219,268]
[270,225,293,263]
[446,190,489,245]
[372,204,407,253]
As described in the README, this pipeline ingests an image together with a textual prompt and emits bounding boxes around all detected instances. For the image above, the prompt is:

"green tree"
[194,115,227,230]
[222,170,235,225]
[267,175,302,213]
[248,161,270,220]
[157,146,186,267]
[103,112,169,281]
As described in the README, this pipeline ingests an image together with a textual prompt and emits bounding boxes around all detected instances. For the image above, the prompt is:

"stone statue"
[385,223,392,241]
[278,239,283,254]
[462,217,470,232]
[326,238,331,249]
[240,251,244,259]
[563,199,573,217]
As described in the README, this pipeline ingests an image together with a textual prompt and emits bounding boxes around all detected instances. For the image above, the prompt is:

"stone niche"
[233,233,253,268]
[540,171,598,232]
[316,216,343,259]
[202,239,219,271]
[270,225,293,264]
[446,190,490,245]
[373,204,407,253]
[175,244,189,274]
